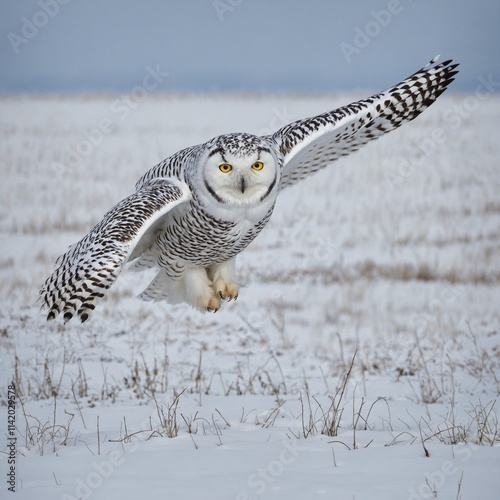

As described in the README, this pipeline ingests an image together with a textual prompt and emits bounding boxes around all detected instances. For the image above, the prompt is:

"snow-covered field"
[1,89,499,499]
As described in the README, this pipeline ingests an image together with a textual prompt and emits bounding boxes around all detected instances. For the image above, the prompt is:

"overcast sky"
[0,0,499,94]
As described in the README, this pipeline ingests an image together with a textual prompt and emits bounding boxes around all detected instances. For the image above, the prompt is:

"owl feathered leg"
[184,267,222,312]
[139,267,222,312]
[209,258,239,301]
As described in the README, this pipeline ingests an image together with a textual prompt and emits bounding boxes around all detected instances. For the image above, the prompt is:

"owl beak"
[240,176,246,193]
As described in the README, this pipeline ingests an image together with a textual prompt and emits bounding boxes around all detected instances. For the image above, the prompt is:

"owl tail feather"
[139,270,186,305]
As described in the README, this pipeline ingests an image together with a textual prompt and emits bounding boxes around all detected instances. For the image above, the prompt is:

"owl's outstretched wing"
[272,57,459,188]
[40,178,191,323]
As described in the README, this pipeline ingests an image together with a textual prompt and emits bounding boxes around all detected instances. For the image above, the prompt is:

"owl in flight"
[40,57,458,323]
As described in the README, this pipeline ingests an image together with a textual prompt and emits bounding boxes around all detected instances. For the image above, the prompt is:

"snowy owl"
[40,57,458,323]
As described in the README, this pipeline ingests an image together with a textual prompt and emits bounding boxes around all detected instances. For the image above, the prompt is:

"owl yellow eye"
[251,161,264,171]
[219,163,232,173]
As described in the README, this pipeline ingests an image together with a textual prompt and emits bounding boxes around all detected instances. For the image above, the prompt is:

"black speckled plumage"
[40,57,458,322]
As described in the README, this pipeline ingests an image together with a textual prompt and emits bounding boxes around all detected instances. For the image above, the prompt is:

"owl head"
[200,133,280,206]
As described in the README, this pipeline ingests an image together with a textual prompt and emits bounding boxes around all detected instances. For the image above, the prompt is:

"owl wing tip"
[429,54,440,66]
[39,179,191,323]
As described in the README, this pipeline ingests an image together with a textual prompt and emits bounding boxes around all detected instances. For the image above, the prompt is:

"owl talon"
[200,292,221,313]
[219,292,237,302]
[215,283,239,302]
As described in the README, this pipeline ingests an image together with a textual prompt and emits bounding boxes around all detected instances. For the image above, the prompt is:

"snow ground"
[0,90,499,499]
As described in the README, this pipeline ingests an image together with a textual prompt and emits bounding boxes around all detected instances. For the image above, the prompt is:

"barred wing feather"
[39,179,190,323]
[273,57,459,188]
